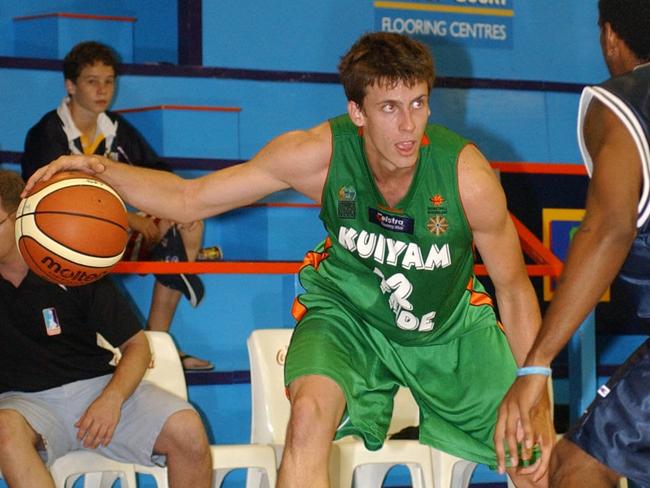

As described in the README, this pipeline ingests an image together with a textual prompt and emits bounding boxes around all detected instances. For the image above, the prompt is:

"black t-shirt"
[0,272,142,393]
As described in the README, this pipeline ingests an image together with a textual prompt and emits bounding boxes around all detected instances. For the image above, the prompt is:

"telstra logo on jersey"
[369,208,414,234]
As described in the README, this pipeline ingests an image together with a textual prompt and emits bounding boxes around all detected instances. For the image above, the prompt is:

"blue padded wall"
[1,68,582,164]
[202,0,608,84]
[14,14,135,62]
[0,0,177,63]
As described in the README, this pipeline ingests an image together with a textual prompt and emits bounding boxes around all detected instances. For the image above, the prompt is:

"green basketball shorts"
[284,299,517,468]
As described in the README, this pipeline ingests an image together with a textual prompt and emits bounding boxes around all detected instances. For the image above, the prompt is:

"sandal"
[179,352,214,371]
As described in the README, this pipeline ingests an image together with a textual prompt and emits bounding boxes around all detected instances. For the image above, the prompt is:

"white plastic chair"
[247,328,478,488]
[430,450,476,488]
[50,451,137,488]
[50,330,276,488]
[334,386,435,488]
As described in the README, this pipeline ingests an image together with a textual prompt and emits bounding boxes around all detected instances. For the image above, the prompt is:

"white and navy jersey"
[577,62,650,229]
[578,63,650,319]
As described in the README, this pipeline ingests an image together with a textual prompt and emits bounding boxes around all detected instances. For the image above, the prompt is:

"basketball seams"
[17,212,123,266]
[14,172,128,286]
[17,210,129,232]
[31,184,127,229]
[19,236,112,269]
[27,177,126,211]
[18,236,111,283]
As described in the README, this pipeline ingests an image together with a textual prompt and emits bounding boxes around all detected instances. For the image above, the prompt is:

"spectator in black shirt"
[0,169,211,488]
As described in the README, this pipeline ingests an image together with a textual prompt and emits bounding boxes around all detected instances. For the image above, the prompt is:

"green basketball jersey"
[294,114,492,346]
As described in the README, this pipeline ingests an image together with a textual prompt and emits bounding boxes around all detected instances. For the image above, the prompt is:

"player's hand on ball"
[23,155,110,197]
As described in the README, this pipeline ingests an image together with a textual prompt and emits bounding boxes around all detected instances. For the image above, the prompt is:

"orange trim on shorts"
[292,237,332,321]
[466,276,494,308]
[291,298,308,322]
[297,236,332,272]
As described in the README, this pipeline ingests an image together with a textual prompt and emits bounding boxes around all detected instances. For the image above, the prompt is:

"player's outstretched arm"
[495,99,642,475]
[24,122,332,223]
[459,144,541,365]
[459,144,554,479]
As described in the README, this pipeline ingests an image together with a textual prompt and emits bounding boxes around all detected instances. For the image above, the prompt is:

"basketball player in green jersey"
[27,32,553,487]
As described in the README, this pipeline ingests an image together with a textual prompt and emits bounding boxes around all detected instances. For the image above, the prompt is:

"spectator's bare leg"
[0,410,55,488]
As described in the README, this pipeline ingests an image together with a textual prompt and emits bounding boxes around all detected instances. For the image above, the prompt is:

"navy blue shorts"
[567,338,650,486]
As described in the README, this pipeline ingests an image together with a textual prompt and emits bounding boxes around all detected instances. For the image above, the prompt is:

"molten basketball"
[15,171,129,286]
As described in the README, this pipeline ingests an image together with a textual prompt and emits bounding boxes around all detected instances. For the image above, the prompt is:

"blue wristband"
[516,366,552,377]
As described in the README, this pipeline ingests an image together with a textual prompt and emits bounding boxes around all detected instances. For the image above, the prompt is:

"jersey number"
[374,268,436,332]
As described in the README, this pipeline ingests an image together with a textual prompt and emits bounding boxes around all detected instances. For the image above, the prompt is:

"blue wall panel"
[14,15,135,62]
[208,207,323,261]
[2,68,582,165]
[0,0,177,63]
[429,88,581,163]
[201,0,608,85]
[429,1,607,83]
[0,68,61,154]
[545,92,582,164]
[118,273,298,370]
[121,108,241,159]
[189,383,252,444]
[202,0,372,73]
[1,0,608,83]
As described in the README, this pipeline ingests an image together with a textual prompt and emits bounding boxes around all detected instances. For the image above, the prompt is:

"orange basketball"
[15,171,129,286]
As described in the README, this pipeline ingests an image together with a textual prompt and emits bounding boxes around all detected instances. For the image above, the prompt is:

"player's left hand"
[494,374,555,481]
[514,387,555,482]
[75,391,123,448]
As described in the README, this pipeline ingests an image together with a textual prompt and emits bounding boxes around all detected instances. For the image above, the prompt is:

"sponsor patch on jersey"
[427,215,449,236]
[427,194,448,215]
[338,185,357,219]
[430,194,445,206]
[369,207,414,234]
[42,307,62,336]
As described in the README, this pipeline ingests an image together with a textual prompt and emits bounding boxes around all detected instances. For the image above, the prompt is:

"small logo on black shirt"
[42,307,62,336]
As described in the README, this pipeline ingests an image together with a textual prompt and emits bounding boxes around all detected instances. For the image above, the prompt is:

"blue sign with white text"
[374,0,514,49]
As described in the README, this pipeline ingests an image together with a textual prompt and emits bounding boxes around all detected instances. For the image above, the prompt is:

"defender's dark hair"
[599,0,650,61]
[0,170,24,214]
[338,32,435,107]
[63,41,119,82]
